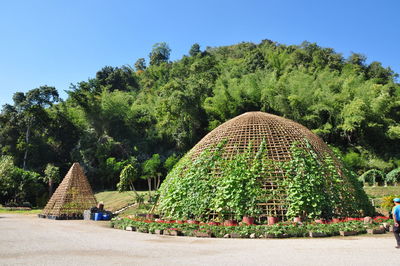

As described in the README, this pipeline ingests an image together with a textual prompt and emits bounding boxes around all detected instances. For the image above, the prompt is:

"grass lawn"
[95,190,150,212]
[363,186,400,216]
[363,186,400,198]
[0,208,42,214]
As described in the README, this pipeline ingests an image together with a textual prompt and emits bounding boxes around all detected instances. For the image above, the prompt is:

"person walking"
[392,198,400,248]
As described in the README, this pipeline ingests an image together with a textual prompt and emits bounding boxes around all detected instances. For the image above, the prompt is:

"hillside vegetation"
[1,40,399,206]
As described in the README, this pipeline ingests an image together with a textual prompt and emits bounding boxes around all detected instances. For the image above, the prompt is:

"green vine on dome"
[158,139,267,221]
[282,141,374,219]
[158,138,374,222]
[212,140,265,220]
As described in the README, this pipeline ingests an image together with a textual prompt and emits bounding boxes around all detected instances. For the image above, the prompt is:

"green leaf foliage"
[158,139,374,221]
[158,141,264,220]
[283,142,373,219]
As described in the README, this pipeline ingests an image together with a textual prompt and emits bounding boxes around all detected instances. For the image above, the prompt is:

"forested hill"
[1,40,400,202]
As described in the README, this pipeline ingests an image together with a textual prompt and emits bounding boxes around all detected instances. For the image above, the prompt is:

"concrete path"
[1,213,399,265]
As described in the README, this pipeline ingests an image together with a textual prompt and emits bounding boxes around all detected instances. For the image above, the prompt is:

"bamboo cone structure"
[41,162,97,219]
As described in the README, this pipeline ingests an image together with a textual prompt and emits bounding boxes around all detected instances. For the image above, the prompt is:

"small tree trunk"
[23,118,32,171]
[49,179,54,198]
[129,182,140,198]
[156,173,161,190]
[147,178,152,198]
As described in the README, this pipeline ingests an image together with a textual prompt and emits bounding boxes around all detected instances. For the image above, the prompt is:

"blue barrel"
[94,212,103,221]
[102,213,111,220]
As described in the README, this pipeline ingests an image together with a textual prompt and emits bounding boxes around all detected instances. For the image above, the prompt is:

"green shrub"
[381,195,400,212]
[343,152,364,171]
[386,168,400,185]
[358,169,385,186]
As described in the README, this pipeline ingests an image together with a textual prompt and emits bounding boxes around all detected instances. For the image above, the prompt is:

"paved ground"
[1,214,400,266]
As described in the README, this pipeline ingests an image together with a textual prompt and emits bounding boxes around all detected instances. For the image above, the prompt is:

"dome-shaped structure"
[158,112,373,221]
[192,111,330,160]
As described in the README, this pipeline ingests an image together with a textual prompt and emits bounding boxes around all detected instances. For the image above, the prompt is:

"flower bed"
[111,216,392,239]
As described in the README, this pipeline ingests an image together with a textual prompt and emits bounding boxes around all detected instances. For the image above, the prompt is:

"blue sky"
[0,0,399,106]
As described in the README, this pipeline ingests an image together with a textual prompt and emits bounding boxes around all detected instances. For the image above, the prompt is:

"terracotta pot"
[187,220,199,224]
[242,216,255,225]
[293,217,302,223]
[267,216,278,225]
[224,220,238,226]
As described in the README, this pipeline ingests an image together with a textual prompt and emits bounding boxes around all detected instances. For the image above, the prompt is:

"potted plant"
[339,230,358,236]
[309,230,328,237]
[265,226,285,238]
[346,217,359,221]
[267,216,279,225]
[366,224,386,234]
[293,216,302,223]
[146,214,156,219]
[194,228,213,238]
[223,220,238,226]
[242,216,255,225]
[164,228,183,236]
[366,227,386,234]
[186,220,199,224]
[339,224,358,236]
[307,224,330,238]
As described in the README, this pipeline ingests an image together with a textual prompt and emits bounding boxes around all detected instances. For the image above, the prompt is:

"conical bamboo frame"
[42,162,97,218]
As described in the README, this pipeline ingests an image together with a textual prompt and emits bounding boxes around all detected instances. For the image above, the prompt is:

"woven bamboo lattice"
[42,162,97,218]
[189,111,339,220]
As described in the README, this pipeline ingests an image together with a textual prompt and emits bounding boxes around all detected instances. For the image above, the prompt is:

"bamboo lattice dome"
[42,162,97,218]
[191,111,330,160]
[188,112,338,218]
[158,111,374,221]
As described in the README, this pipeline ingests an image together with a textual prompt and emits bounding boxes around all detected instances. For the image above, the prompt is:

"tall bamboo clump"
[158,112,373,221]
[41,162,97,219]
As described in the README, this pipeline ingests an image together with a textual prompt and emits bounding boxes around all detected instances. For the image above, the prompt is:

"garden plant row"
[111,216,392,238]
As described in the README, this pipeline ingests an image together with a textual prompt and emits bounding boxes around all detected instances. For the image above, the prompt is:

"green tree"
[189,43,201,57]
[117,160,140,198]
[142,154,162,195]
[0,156,43,204]
[134,58,146,71]
[0,156,15,201]
[149,42,171,66]
[43,163,60,197]
[10,86,59,170]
